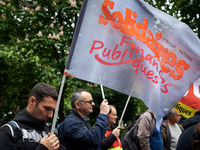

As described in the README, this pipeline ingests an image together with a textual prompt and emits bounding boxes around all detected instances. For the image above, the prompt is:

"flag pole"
[50,70,69,134]
[100,84,105,100]
[118,95,131,127]
[99,76,105,100]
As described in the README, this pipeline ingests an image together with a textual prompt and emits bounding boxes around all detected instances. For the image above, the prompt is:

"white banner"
[66,0,200,120]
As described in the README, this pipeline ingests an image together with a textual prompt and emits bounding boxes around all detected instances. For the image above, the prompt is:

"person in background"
[0,82,66,150]
[101,105,123,150]
[161,109,183,150]
[137,109,163,150]
[59,89,110,150]
[176,111,200,150]
[192,122,200,150]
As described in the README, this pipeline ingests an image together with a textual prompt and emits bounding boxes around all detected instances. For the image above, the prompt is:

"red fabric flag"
[174,77,200,118]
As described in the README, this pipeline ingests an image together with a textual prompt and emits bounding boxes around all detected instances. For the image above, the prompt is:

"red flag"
[174,77,200,118]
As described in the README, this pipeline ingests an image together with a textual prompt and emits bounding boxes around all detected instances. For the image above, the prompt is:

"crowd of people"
[0,82,199,150]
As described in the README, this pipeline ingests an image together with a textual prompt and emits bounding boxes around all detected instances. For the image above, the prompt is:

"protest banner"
[174,77,200,118]
[64,0,200,121]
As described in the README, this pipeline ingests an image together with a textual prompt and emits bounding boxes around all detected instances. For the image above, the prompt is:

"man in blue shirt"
[59,89,110,150]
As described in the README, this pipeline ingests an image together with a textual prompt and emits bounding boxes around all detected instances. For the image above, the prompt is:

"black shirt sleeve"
[101,133,117,150]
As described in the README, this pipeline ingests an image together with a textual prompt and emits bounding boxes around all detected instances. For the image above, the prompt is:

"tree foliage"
[144,0,200,37]
[0,45,58,124]
[0,0,83,125]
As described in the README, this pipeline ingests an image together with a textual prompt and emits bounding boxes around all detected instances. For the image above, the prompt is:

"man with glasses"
[59,89,110,150]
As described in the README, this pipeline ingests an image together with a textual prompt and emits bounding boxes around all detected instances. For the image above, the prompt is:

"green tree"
[144,0,200,37]
[0,0,83,124]
[0,45,58,125]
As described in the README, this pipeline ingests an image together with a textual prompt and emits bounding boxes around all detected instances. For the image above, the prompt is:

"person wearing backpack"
[121,109,163,150]
[0,83,67,150]
[101,105,123,150]
[137,109,163,150]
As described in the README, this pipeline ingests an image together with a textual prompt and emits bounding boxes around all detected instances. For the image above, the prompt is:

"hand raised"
[112,126,121,138]
[100,99,110,115]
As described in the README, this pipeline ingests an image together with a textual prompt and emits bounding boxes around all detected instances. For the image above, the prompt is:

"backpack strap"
[147,111,156,122]
[139,111,156,136]
[58,114,88,132]
[137,111,156,123]
[67,114,91,129]
[58,114,90,140]
[0,121,22,143]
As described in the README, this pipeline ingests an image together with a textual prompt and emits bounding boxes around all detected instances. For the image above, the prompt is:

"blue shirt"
[150,125,163,150]
[59,110,109,150]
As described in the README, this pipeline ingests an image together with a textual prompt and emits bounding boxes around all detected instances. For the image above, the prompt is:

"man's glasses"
[79,100,94,104]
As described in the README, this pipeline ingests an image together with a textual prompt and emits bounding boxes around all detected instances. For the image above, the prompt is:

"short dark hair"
[71,89,90,108]
[28,83,58,104]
